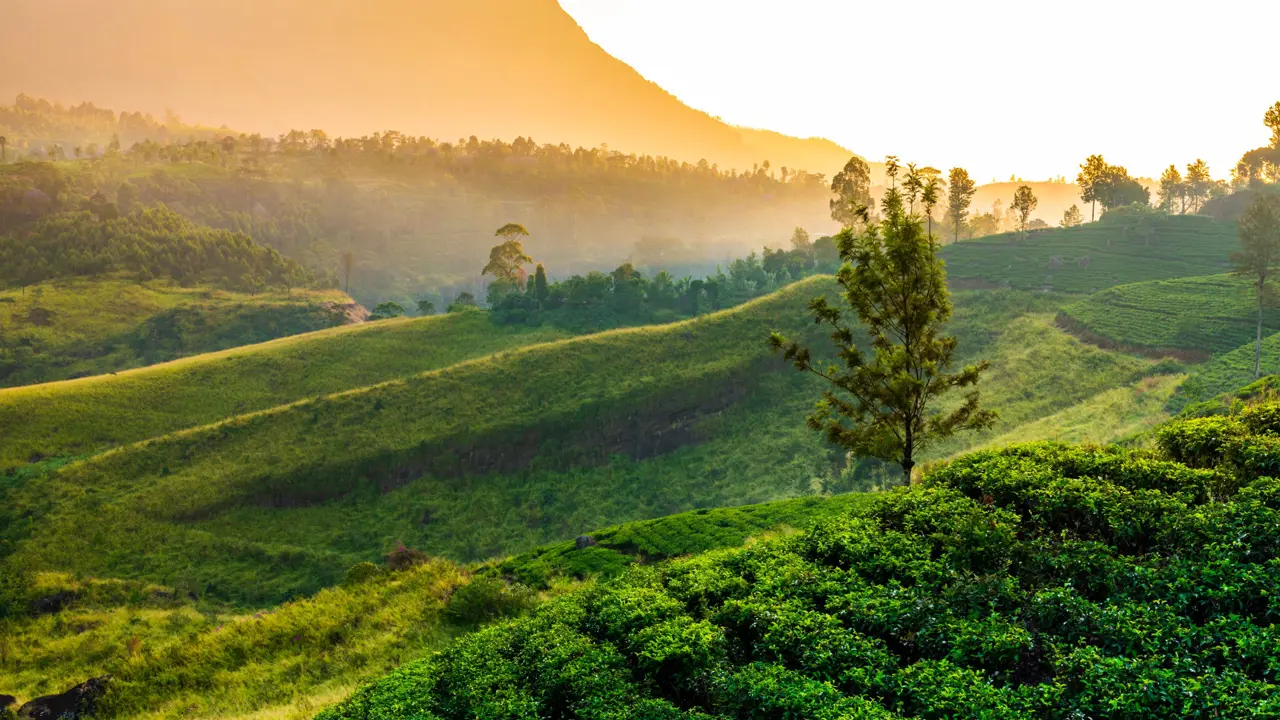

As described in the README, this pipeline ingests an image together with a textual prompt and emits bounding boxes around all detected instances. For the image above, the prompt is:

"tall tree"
[921,174,942,238]
[1077,154,1108,222]
[1158,165,1186,213]
[769,196,996,480]
[340,251,355,295]
[946,168,977,243]
[1185,159,1212,214]
[829,156,872,228]
[1233,195,1280,378]
[902,163,924,213]
[1096,165,1150,211]
[1011,185,1038,234]
[790,227,812,251]
[1061,205,1084,228]
[533,263,550,306]
[884,156,901,190]
[1266,101,1280,149]
[483,223,534,289]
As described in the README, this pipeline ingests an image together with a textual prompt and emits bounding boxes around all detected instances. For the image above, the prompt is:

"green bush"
[344,561,381,586]
[443,576,536,626]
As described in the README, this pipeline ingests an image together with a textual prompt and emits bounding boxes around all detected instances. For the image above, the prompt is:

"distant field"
[5,281,1163,606]
[0,277,353,388]
[1059,274,1278,356]
[0,310,569,470]
[942,213,1236,293]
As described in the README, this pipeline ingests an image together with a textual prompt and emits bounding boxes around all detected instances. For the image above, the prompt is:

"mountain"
[0,0,854,175]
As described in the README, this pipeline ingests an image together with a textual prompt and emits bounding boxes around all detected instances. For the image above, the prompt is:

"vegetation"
[946,167,977,243]
[1232,193,1280,377]
[323,403,1280,719]
[1011,185,1038,234]
[1059,274,1280,356]
[0,310,570,470]
[941,211,1236,293]
[1171,333,1280,412]
[772,200,994,479]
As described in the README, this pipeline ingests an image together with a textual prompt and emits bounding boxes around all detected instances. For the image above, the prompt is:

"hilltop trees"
[1012,185,1038,234]
[1078,154,1108,221]
[946,167,977,243]
[921,172,942,237]
[829,156,872,228]
[1233,194,1280,377]
[1159,165,1186,213]
[770,191,996,480]
[1185,159,1213,213]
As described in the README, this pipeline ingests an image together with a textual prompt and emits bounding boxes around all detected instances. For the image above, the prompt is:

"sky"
[560,0,1279,183]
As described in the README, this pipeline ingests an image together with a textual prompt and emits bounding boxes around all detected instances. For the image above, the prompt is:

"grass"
[941,213,1236,293]
[0,276,351,389]
[0,308,570,470]
[4,281,1161,607]
[1059,274,1276,356]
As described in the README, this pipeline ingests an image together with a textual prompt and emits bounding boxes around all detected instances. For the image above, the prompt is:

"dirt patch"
[1054,312,1210,363]
[321,301,370,325]
[25,306,57,326]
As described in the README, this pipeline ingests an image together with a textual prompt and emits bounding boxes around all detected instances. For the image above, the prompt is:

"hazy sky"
[560,0,1279,183]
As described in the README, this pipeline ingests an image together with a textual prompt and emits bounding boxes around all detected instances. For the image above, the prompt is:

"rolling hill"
[1058,274,1277,359]
[0,0,853,176]
[941,211,1236,293]
[2,279,1171,608]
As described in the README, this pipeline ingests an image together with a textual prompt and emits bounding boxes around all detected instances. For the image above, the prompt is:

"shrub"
[385,541,428,571]
[343,561,381,586]
[444,576,537,625]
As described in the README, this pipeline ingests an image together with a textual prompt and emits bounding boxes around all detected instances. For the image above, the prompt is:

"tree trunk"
[1091,201,1096,223]
[1257,280,1265,379]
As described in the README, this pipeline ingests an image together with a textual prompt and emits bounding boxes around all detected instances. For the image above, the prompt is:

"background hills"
[0,0,853,177]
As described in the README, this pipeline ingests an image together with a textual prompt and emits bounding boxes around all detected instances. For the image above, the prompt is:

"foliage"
[0,207,312,293]
[1060,204,1083,228]
[443,577,537,626]
[946,168,978,243]
[1011,185,1038,233]
[1059,273,1280,355]
[772,204,995,477]
[1232,193,1280,377]
[829,156,872,228]
[1173,336,1280,412]
[368,301,405,321]
[344,561,382,586]
[322,418,1280,719]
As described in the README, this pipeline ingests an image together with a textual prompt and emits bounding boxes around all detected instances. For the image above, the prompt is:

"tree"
[1061,204,1084,228]
[0,136,6,163]
[370,301,405,320]
[1266,101,1280,149]
[790,227,812,252]
[829,156,872,228]
[340,251,356,295]
[769,198,996,480]
[884,156,900,190]
[448,292,478,313]
[1077,154,1108,222]
[946,168,977,243]
[1158,165,1186,213]
[1011,185,1038,234]
[1185,159,1212,214]
[902,163,924,213]
[482,223,534,289]
[416,299,436,315]
[921,173,943,238]
[1232,195,1280,378]
[533,263,549,306]
[1096,165,1150,211]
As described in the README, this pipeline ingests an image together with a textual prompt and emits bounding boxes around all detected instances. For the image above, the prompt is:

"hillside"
[0,310,569,470]
[2,279,1172,607]
[941,211,1236,293]
[1059,274,1278,359]
[0,277,355,388]
[323,404,1280,719]
[1171,332,1280,412]
[0,0,852,176]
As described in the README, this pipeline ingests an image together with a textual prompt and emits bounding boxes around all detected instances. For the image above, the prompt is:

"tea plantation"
[322,402,1280,720]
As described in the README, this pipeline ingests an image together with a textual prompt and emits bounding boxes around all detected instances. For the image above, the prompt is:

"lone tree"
[1012,185,1038,234]
[769,192,996,481]
[416,299,436,315]
[947,167,977,243]
[1077,154,1108,222]
[533,263,550,306]
[483,223,534,289]
[1233,194,1280,378]
[921,172,943,237]
[1061,204,1084,228]
[829,156,872,228]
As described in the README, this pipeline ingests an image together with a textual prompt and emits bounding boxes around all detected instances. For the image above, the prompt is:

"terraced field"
[1059,274,1279,357]
[942,213,1236,293]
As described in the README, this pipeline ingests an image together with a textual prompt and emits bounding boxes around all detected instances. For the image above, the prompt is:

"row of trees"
[0,206,313,293]
[1157,160,1222,214]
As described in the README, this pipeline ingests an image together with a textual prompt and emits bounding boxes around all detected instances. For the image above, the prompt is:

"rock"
[574,535,597,550]
[16,677,109,720]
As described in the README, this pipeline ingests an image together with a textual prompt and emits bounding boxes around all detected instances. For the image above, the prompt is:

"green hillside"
[941,212,1235,293]
[2,279,1169,607]
[1171,332,1280,412]
[323,405,1280,720]
[1058,274,1276,357]
[0,310,569,470]
[0,276,354,389]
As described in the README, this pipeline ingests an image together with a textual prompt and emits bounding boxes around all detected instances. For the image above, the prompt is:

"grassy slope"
[0,277,352,389]
[0,310,569,470]
[7,281,1161,606]
[1059,274,1278,355]
[1171,331,1280,412]
[941,213,1235,293]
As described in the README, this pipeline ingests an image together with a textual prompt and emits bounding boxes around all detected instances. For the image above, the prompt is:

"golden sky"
[561,0,1280,182]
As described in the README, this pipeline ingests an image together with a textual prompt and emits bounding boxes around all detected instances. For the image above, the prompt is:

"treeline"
[0,94,222,157]
[0,206,313,293]
[480,228,839,330]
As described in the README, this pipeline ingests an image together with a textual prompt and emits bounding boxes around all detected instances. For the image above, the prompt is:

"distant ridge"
[0,0,855,174]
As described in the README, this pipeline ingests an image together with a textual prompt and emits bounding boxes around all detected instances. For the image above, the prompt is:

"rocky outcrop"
[15,677,109,720]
